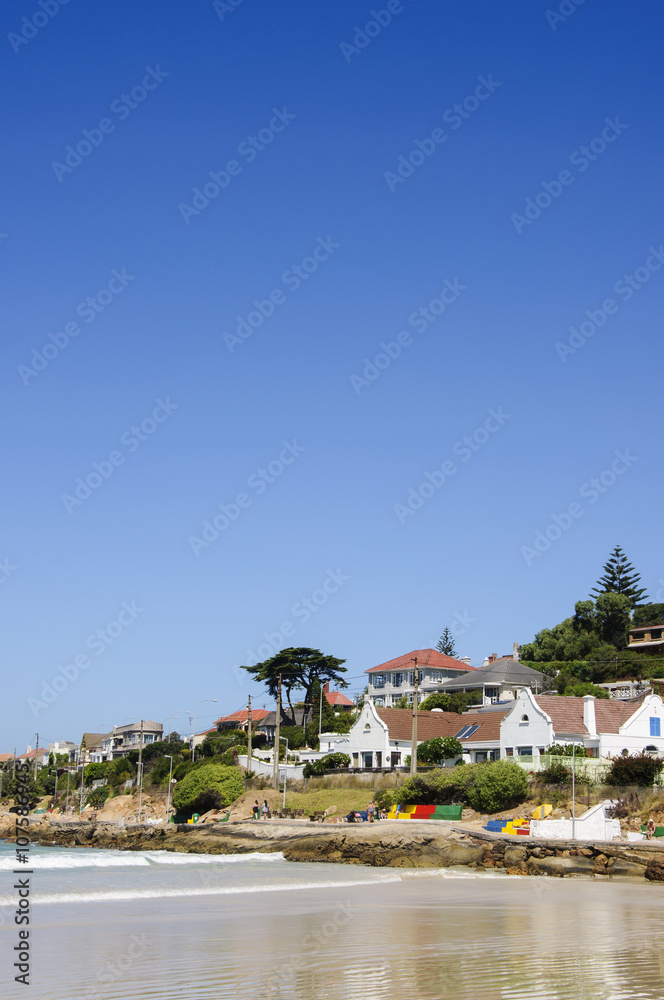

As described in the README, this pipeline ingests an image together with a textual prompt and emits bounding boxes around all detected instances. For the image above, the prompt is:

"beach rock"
[609,859,647,878]
[504,847,527,867]
[528,856,596,877]
[645,859,664,881]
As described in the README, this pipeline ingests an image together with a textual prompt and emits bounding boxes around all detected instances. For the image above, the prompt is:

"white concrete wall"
[237,755,304,780]
[530,802,621,841]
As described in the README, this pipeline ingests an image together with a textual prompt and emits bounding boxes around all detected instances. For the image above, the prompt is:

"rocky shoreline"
[4,816,664,880]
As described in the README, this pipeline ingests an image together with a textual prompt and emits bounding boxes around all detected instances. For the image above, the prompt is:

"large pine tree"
[591,545,649,609]
[436,627,458,656]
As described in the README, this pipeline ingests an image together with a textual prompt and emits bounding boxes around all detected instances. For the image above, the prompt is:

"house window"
[363,753,373,768]
[518,746,533,757]
[505,747,513,757]
[520,715,529,724]
[374,697,384,707]
[429,671,442,683]
[650,717,661,737]
[393,672,403,688]
[486,686,500,703]
[373,674,385,688]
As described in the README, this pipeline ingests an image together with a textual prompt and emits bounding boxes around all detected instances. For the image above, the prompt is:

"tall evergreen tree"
[436,627,458,657]
[590,545,648,609]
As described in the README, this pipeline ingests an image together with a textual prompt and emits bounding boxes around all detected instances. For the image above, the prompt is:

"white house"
[366,648,475,707]
[497,688,664,762]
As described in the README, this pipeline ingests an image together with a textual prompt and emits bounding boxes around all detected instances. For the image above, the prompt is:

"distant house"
[104,721,163,758]
[627,624,664,656]
[79,733,108,764]
[46,740,78,761]
[323,683,354,712]
[366,648,475,707]
[437,657,547,707]
[214,708,271,733]
[16,746,49,768]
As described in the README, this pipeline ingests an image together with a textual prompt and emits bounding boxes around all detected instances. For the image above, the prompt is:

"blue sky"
[2,0,663,750]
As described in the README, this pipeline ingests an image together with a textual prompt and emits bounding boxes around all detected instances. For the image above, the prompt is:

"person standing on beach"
[261,799,269,820]
[252,800,260,821]
[367,801,375,823]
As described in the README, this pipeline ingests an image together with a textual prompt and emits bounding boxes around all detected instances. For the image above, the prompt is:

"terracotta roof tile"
[533,695,646,736]
[214,709,270,724]
[367,649,474,675]
[326,691,354,707]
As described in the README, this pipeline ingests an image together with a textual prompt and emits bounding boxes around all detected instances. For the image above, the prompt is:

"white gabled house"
[499,688,664,762]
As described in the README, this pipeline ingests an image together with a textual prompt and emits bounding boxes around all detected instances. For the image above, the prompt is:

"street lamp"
[164,711,189,742]
[191,699,217,762]
[164,755,174,823]
[279,737,289,815]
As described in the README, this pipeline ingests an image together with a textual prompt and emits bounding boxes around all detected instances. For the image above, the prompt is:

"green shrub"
[173,764,244,815]
[397,760,527,813]
[606,752,664,787]
[416,737,463,764]
[303,752,351,778]
[374,789,396,812]
[539,762,571,784]
[466,761,528,812]
[86,786,110,808]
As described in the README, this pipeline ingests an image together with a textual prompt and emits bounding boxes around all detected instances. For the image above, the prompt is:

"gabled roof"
[0,752,15,762]
[81,733,110,749]
[214,709,270,725]
[533,695,647,736]
[367,649,474,675]
[374,706,509,745]
[441,657,544,691]
[19,748,48,760]
[326,691,354,707]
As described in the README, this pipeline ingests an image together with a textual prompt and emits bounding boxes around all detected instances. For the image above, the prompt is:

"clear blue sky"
[3,0,663,750]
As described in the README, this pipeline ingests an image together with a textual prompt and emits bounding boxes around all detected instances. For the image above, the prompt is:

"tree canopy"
[591,545,648,609]
[419,691,480,714]
[241,647,347,725]
[520,594,631,662]
[436,628,458,656]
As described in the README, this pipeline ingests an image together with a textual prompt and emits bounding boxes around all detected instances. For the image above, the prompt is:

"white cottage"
[498,688,664,761]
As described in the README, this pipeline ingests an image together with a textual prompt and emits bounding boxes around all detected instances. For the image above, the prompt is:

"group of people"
[252,799,271,820]
[345,800,386,823]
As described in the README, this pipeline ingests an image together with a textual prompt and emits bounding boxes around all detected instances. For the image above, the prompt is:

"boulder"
[528,856,596,877]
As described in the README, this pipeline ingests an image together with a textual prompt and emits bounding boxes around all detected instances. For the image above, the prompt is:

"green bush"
[606,752,664,787]
[173,764,244,815]
[466,761,528,812]
[303,752,351,778]
[416,737,463,763]
[86,786,110,808]
[397,760,527,813]
[374,789,396,812]
[539,762,571,784]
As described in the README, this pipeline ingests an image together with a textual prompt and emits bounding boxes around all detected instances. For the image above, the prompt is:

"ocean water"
[1,840,663,999]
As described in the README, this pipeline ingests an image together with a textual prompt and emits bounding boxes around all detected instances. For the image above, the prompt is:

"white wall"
[599,693,664,757]
[500,689,553,758]
[530,802,621,841]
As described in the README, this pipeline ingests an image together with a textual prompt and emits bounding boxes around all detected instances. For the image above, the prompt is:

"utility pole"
[13,749,16,779]
[33,734,39,781]
[272,675,282,790]
[247,695,253,777]
[410,658,419,776]
[137,720,144,824]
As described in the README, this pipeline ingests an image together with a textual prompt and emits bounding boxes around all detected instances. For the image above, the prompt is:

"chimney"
[583,695,597,737]
[459,657,472,666]
[323,682,330,695]
[482,658,489,667]
[488,653,498,664]
[513,643,519,661]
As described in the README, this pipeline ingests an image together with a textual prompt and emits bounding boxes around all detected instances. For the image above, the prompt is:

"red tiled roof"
[0,753,15,762]
[326,691,354,707]
[214,709,270,724]
[19,748,47,760]
[533,695,646,736]
[374,707,509,744]
[367,649,474,675]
